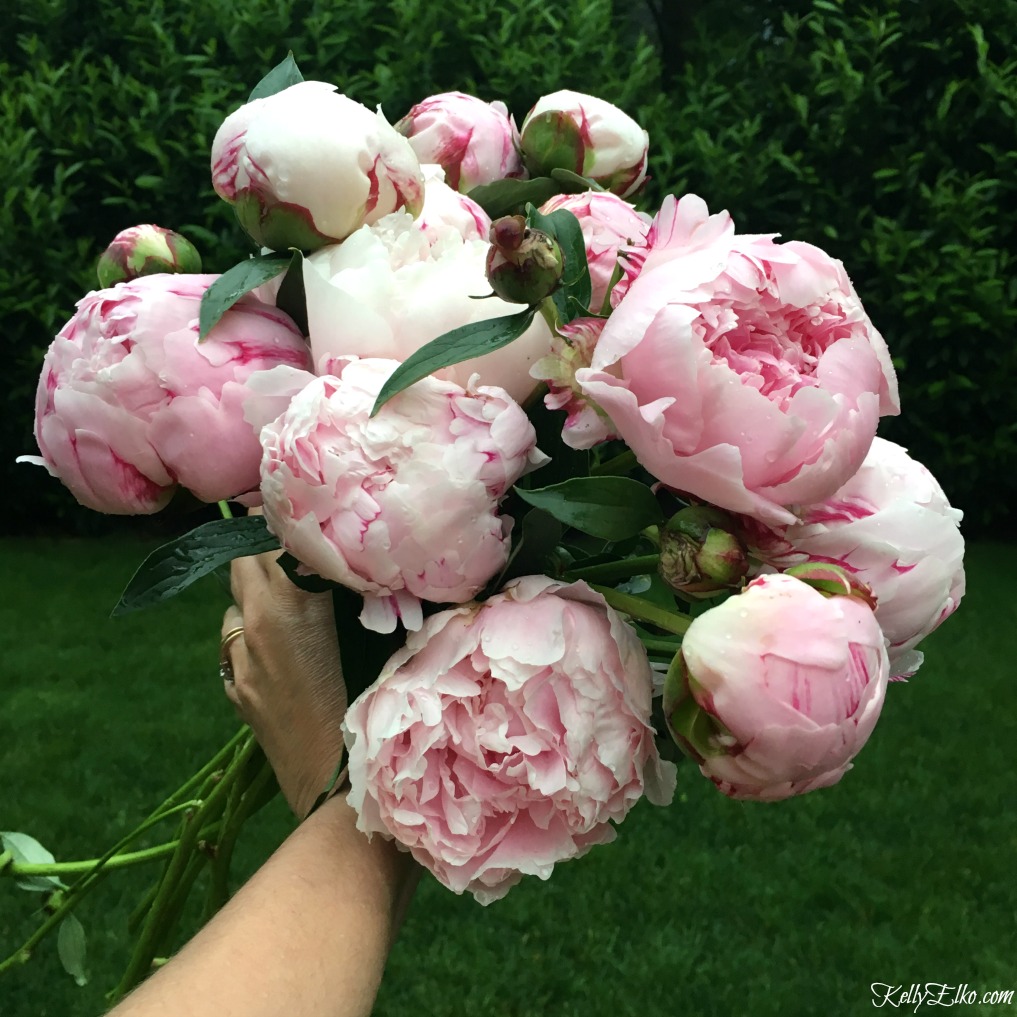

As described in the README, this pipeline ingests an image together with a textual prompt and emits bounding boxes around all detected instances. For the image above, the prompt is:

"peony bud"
[658,506,748,597]
[520,90,648,198]
[395,91,524,193]
[211,81,424,251]
[663,572,889,800]
[96,225,201,287]
[485,215,564,305]
[784,562,878,611]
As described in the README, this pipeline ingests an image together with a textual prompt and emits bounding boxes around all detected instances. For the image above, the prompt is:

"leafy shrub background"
[1,0,1013,534]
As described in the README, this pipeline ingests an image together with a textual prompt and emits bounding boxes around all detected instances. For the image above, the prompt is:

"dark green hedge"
[2,0,1013,533]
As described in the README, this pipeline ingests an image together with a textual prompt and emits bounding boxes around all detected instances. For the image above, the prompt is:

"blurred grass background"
[1,537,1013,1016]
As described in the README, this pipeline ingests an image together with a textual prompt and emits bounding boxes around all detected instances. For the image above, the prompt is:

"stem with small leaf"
[565,554,660,584]
[590,584,691,636]
[110,733,258,1000]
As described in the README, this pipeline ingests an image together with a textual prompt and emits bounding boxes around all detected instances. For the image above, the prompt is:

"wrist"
[300,758,351,821]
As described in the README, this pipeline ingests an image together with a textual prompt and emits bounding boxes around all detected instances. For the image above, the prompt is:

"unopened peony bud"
[97,225,201,287]
[520,90,648,198]
[395,92,524,193]
[485,215,563,305]
[663,572,889,800]
[784,562,878,610]
[211,81,424,251]
[658,506,748,597]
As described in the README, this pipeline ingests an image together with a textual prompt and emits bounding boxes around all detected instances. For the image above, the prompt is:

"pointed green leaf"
[112,517,280,616]
[498,508,564,587]
[1,831,67,893]
[371,308,536,416]
[330,586,405,705]
[466,176,562,219]
[57,914,88,986]
[275,249,308,335]
[549,167,605,192]
[526,204,591,322]
[277,552,340,594]
[514,476,663,540]
[198,255,290,340]
[248,53,304,101]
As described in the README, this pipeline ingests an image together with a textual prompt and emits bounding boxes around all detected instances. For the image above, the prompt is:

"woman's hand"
[222,547,347,818]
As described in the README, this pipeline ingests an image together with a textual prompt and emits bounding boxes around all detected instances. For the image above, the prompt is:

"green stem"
[590,584,691,636]
[591,449,637,476]
[537,297,561,336]
[9,840,188,878]
[0,729,249,980]
[566,554,660,584]
[640,637,683,655]
[111,734,257,1001]
[203,753,275,922]
[0,824,220,977]
[217,499,233,519]
[126,881,160,936]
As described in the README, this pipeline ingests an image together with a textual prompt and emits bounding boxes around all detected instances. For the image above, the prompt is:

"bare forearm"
[110,797,416,1017]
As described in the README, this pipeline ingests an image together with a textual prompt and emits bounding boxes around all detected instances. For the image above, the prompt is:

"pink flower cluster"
[24,66,966,899]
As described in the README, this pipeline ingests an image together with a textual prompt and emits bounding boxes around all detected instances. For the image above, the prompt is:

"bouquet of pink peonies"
[1,55,965,996]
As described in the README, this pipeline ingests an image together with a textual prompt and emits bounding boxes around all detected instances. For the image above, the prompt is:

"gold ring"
[219,626,245,682]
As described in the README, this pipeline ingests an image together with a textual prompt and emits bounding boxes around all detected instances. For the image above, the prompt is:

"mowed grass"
[1,537,1014,1017]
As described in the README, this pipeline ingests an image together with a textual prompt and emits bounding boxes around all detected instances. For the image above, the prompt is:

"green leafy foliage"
[371,308,536,415]
[56,914,88,986]
[0,832,66,893]
[247,52,303,101]
[515,476,664,540]
[113,517,280,615]
[198,254,290,339]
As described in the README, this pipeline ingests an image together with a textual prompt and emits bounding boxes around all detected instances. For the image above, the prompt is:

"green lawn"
[1,537,1014,1017]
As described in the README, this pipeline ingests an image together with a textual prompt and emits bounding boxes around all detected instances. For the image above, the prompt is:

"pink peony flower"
[255,358,546,633]
[395,91,524,193]
[19,274,309,514]
[530,316,617,449]
[520,90,649,198]
[747,438,965,678]
[303,213,553,404]
[611,192,734,306]
[343,576,676,903]
[211,81,424,251]
[538,191,650,312]
[576,194,900,526]
[666,572,889,800]
[416,164,491,244]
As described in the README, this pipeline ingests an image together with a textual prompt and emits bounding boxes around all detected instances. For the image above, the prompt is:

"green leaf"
[498,507,564,587]
[57,914,88,986]
[514,477,663,540]
[1,831,67,893]
[198,255,290,340]
[112,517,280,616]
[248,53,304,101]
[330,586,404,706]
[466,176,563,219]
[277,552,339,593]
[371,308,536,416]
[549,167,604,192]
[525,204,591,321]
[274,249,308,335]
